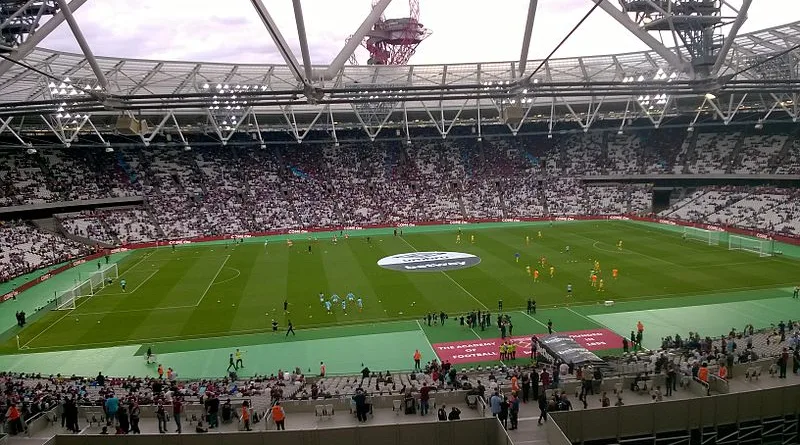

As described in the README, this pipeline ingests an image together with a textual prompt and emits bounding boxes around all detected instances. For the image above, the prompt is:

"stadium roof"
[0,8,799,147]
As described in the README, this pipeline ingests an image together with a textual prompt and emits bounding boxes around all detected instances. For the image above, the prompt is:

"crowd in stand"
[0,221,90,284]
[660,186,800,237]
[2,314,797,435]
[2,129,800,282]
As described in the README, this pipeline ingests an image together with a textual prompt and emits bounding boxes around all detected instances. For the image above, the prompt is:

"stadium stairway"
[142,199,167,239]
[725,136,746,174]
[770,136,796,173]
[36,217,113,249]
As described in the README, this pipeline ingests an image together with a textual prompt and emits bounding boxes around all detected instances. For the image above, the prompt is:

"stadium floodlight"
[704,93,716,100]
[202,83,209,89]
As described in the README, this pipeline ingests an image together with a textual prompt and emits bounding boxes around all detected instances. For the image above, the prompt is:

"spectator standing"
[5,403,24,435]
[66,397,79,433]
[272,402,286,430]
[778,348,789,378]
[521,372,531,403]
[241,401,251,431]
[537,392,548,425]
[172,397,183,433]
[498,396,509,429]
[156,402,167,433]
[129,400,141,434]
[489,392,502,417]
[419,383,434,416]
[353,388,368,422]
[206,393,220,428]
[666,365,676,396]
[104,394,119,427]
[509,393,520,430]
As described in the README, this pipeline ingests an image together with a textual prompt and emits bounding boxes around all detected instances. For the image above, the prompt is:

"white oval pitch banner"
[377,251,481,272]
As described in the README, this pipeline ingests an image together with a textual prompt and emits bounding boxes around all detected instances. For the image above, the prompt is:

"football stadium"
[0,1,799,445]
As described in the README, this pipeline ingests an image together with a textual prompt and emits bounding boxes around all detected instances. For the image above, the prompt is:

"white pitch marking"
[398,236,489,310]
[195,255,231,306]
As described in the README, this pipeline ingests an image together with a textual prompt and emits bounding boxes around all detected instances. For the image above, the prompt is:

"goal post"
[729,235,774,257]
[682,226,721,246]
[54,264,119,311]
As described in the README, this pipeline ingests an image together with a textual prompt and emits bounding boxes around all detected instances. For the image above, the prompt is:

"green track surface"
[0,220,797,379]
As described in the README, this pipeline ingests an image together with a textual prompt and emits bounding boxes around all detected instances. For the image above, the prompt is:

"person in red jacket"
[6,403,24,435]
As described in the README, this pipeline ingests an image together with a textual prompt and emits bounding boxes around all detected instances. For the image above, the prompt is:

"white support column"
[590,0,692,77]
[291,0,314,81]
[39,115,68,145]
[518,0,538,77]
[0,117,30,146]
[711,0,753,77]
[769,93,798,121]
[323,0,393,80]
[55,0,109,90]
[402,100,411,144]
[0,0,89,77]
[250,0,307,84]
[328,106,339,145]
[140,112,174,145]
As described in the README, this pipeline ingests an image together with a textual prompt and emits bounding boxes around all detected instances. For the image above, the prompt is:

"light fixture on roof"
[637,75,645,82]
[202,83,209,89]
[704,93,716,100]
[48,82,56,88]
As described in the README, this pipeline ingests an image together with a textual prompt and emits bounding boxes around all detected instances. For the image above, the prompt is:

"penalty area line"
[195,254,231,306]
[20,296,93,349]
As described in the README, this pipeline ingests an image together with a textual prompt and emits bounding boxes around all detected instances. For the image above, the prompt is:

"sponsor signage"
[432,329,622,364]
[377,251,481,272]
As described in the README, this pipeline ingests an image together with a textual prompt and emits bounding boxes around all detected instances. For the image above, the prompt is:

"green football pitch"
[3,220,799,356]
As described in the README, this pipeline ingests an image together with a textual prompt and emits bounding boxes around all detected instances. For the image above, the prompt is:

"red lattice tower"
[362,0,431,65]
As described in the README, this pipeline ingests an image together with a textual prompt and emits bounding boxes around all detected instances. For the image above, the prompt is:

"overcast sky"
[38,1,790,65]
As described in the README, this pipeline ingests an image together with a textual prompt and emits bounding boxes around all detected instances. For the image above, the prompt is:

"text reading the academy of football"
[377,252,481,272]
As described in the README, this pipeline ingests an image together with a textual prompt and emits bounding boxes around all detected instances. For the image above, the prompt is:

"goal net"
[54,264,119,311]
[728,235,774,257]
[682,226,721,246]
